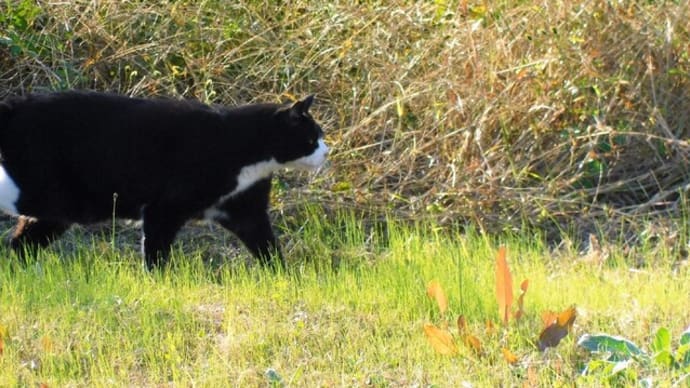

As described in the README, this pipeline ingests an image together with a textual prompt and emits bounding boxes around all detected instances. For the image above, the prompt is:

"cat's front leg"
[215,211,285,269]
[212,178,285,269]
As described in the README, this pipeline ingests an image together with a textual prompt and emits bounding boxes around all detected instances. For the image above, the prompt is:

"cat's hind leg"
[9,216,70,258]
[141,205,187,270]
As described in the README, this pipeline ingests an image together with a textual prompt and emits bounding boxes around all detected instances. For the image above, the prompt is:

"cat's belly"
[0,159,254,225]
[16,197,145,224]
[4,180,147,224]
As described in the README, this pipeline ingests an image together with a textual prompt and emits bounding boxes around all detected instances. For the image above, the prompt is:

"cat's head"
[271,95,329,170]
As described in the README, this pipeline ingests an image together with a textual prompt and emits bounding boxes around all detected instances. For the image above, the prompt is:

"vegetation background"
[2,0,689,240]
[1,0,690,386]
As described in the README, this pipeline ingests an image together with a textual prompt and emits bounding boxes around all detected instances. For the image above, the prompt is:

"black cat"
[0,91,328,269]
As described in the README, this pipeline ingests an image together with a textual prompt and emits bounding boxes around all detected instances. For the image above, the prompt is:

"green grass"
[1,212,688,386]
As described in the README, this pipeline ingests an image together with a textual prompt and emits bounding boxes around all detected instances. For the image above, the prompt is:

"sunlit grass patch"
[0,212,688,385]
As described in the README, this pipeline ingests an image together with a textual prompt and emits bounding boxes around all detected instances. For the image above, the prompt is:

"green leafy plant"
[578,325,690,380]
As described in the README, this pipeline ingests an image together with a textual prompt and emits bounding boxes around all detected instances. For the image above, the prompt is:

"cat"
[0,91,328,269]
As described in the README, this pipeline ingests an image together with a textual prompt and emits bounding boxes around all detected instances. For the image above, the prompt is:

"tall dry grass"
[2,0,689,241]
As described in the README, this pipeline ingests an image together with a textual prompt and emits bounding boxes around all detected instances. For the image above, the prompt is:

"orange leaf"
[502,347,518,364]
[426,280,448,314]
[455,316,482,354]
[537,307,577,351]
[424,323,458,355]
[514,279,529,321]
[541,311,558,327]
[495,246,513,325]
[463,334,482,354]
[514,310,524,321]
[557,307,577,328]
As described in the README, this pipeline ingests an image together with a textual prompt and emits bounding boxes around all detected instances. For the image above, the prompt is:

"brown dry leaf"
[495,246,513,325]
[456,316,482,354]
[514,310,524,321]
[457,315,467,333]
[424,323,458,356]
[463,334,482,354]
[426,280,448,314]
[537,307,577,351]
[502,347,518,364]
[514,279,529,320]
[485,319,496,335]
[0,337,3,356]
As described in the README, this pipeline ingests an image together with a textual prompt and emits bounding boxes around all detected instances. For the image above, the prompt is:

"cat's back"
[0,91,229,160]
[0,92,235,221]
[1,91,217,131]
[2,91,147,120]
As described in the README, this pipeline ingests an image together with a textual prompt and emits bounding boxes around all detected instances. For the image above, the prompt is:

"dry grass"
[2,0,690,241]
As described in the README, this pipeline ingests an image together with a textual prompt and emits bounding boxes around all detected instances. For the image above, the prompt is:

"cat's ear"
[289,95,315,117]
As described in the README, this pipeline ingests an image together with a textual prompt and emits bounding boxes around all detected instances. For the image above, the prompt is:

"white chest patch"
[0,165,20,216]
[218,158,280,203]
